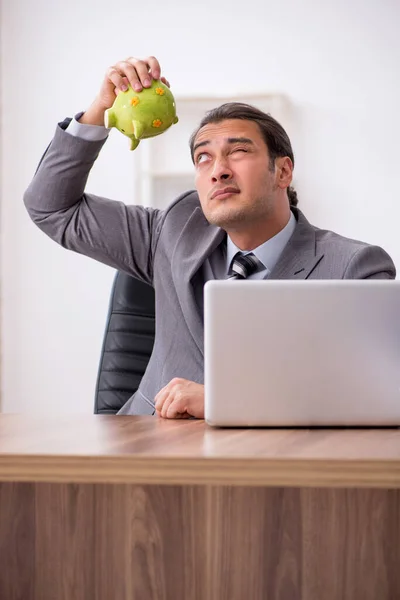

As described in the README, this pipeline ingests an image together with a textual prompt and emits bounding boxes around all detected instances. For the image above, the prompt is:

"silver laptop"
[204,280,400,427]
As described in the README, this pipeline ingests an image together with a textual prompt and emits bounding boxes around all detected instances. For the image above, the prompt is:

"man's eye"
[233,148,247,153]
[196,153,208,164]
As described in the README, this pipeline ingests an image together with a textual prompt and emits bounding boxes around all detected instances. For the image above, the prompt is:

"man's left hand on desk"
[154,378,205,419]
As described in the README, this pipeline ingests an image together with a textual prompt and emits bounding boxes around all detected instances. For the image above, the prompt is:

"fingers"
[166,398,189,419]
[154,385,170,417]
[155,379,200,420]
[111,60,144,92]
[162,395,176,419]
[160,76,170,88]
[111,56,162,93]
[159,392,189,419]
[106,66,129,93]
[156,406,189,419]
[98,55,166,112]
[155,379,184,419]
[146,55,161,80]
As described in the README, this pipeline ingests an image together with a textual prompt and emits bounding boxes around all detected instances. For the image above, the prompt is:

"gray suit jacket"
[24,124,396,415]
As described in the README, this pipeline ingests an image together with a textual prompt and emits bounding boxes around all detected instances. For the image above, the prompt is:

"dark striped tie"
[228,252,263,279]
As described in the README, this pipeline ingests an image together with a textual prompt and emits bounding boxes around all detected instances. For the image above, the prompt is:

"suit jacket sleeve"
[343,244,396,279]
[23,121,164,285]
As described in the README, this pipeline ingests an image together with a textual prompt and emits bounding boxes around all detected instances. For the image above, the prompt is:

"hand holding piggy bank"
[104,79,179,150]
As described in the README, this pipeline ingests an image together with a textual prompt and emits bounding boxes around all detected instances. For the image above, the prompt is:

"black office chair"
[94,271,156,414]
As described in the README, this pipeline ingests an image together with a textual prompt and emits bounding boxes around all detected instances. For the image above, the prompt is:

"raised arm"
[23,56,170,285]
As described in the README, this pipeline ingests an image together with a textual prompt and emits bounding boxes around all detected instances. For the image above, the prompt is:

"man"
[24,56,396,419]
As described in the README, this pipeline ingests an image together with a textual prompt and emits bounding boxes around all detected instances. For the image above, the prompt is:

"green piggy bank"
[104,79,179,150]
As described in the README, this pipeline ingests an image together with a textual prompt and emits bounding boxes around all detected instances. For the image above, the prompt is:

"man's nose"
[211,159,233,182]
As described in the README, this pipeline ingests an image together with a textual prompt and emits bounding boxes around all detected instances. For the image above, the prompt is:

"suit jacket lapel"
[171,207,323,354]
[171,207,225,355]
[268,209,324,280]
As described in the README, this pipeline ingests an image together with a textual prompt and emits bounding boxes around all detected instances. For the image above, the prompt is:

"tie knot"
[228,252,262,279]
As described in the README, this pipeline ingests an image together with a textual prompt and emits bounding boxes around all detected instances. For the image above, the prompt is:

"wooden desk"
[1,414,400,599]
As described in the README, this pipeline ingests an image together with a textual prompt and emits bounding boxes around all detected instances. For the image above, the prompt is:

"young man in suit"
[24,56,396,419]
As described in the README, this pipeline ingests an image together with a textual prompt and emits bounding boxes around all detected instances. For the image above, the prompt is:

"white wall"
[1,0,399,413]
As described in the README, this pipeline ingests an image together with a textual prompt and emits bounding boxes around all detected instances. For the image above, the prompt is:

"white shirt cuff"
[66,114,110,142]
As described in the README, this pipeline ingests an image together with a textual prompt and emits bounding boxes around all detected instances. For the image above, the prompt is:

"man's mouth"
[210,187,240,200]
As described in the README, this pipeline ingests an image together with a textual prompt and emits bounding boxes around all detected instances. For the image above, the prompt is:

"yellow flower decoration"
[130,97,140,107]
[152,119,162,128]
[155,87,165,96]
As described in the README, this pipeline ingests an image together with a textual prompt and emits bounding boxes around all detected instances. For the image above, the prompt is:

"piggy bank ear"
[173,116,179,124]
[132,120,145,139]
[104,109,117,128]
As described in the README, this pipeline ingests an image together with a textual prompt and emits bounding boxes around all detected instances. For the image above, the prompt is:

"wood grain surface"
[1,416,400,599]
[1,414,400,487]
[0,482,399,600]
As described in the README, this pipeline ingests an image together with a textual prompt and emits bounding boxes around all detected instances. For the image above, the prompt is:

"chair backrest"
[94,271,155,414]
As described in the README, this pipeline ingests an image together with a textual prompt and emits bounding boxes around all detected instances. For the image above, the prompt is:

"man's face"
[193,119,279,229]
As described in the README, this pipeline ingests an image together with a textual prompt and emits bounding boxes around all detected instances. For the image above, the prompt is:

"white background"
[1,0,399,413]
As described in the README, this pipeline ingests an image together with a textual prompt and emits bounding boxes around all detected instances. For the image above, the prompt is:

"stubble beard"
[204,194,275,231]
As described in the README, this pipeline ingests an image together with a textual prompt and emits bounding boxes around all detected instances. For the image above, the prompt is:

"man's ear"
[275,156,293,190]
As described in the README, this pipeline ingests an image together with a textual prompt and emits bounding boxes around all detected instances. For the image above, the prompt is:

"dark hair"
[189,102,298,207]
